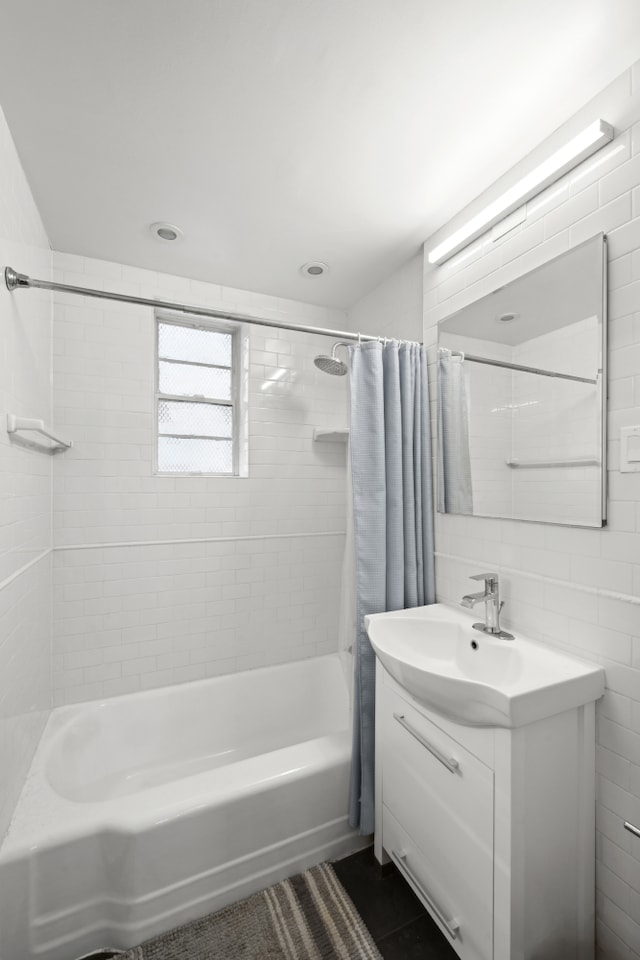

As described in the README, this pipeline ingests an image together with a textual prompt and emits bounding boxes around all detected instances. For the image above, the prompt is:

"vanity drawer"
[382,805,492,960]
[379,682,494,852]
[378,682,494,960]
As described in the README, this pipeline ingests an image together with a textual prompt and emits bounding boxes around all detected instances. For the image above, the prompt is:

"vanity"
[368,603,605,960]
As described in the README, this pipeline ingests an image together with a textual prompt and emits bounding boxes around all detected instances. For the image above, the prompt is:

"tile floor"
[333,846,458,960]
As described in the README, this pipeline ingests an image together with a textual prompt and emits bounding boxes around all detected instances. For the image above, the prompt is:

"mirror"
[437,233,606,527]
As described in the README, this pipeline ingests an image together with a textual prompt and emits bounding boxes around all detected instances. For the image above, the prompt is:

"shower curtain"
[348,340,435,835]
[437,350,473,515]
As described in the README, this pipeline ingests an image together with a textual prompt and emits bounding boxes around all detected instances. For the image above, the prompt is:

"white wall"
[0,106,52,839]
[51,254,349,705]
[347,251,423,341]
[424,61,640,960]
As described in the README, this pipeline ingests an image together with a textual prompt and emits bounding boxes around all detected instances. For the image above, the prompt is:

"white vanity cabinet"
[374,663,597,960]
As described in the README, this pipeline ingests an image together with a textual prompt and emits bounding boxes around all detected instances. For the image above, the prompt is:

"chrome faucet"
[461,573,514,640]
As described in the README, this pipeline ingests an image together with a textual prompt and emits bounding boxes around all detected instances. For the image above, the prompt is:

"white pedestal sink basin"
[365,603,604,727]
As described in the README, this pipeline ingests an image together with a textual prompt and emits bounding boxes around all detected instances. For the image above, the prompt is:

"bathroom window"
[155,314,248,475]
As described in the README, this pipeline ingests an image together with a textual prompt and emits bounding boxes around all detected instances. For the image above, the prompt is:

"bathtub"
[0,654,362,960]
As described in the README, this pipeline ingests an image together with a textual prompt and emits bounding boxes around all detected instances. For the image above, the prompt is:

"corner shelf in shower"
[7,414,72,452]
[313,428,349,443]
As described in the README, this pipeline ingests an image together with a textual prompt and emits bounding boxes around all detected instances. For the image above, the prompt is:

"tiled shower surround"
[424,62,640,958]
[0,106,52,840]
[51,252,349,705]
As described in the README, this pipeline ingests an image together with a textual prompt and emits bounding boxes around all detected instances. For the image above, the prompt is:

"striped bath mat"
[123,862,382,959]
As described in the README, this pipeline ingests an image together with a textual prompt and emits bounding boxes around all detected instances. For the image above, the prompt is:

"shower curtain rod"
[4,266,416,345]
[441,347,598,385]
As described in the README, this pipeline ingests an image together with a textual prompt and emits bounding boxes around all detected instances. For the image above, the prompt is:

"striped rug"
[123,863,382,959]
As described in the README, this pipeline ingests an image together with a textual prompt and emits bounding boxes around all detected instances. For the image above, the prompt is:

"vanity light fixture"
[427,119,614,266]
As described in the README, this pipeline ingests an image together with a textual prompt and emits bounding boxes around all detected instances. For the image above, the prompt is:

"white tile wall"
[0,556,51,834]
[424,61,640,960]
[52,253,349,703]
[0,104,52,840]
[52,534,344,705]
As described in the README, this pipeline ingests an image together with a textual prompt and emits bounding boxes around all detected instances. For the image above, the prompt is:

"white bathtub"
[0,654,362,960]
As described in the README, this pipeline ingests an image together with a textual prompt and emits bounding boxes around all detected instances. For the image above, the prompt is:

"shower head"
[314,354,347,376]
[314,341,349,376]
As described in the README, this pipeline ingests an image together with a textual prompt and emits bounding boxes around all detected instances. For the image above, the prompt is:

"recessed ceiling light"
[150,222,184,243]
[300,261,329,277]
[498,312,517,323]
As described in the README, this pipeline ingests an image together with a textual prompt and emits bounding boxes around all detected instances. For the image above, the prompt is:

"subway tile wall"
[0,105,52,840]
[51,252,349,704]
[424,62,640,959]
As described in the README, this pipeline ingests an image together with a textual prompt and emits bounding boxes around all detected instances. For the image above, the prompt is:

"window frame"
[154,310,247,477]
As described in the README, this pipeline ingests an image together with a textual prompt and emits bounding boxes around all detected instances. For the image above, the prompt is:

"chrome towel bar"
[506,457,599,469]
[624,821,640,839]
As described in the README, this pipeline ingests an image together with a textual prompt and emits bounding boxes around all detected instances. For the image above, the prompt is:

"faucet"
[461,573,514,640]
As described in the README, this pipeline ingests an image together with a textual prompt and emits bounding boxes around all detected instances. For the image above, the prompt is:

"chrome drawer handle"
[393,713,459,774]
[391,849,460,939]
[624,821,640,839]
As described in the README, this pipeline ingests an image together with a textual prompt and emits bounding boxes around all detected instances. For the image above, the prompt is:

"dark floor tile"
[333,846,426,941]
[376,914,459,960]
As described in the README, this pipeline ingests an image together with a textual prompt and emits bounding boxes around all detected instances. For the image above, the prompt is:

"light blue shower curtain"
[348,340,435,835]
[437,350,473,515]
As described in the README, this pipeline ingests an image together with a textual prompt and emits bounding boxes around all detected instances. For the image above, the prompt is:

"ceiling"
[0,1,639,309]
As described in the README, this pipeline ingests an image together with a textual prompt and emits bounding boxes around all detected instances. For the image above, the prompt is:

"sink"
[365,603,604,727]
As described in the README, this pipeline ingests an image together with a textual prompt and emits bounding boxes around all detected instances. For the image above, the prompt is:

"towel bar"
[506,457,599,468]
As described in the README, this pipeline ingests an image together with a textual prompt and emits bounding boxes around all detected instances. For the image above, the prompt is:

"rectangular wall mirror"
[437,233,607,527]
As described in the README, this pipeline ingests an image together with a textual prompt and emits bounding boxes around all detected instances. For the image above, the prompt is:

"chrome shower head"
[314,341,349,376]
[314,355,348,376]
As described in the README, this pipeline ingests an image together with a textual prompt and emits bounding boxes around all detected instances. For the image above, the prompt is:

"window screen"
[156,318,236,474]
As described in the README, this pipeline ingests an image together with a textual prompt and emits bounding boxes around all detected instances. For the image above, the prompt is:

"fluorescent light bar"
[427,119,614,265]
